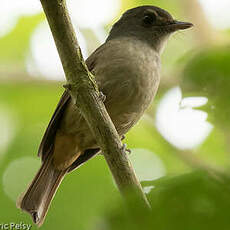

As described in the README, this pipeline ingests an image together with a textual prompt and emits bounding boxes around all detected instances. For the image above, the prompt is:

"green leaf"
[104,171,230,230]
[181,46,230,129]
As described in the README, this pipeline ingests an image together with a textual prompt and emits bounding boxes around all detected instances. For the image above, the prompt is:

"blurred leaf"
[198,127,230,168]
[181,46,230,129]
[126,118,190,174]
[104,171,230,230]
[0,14,44,71]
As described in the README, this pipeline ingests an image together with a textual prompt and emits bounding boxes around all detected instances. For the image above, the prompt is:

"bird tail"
[16,154,67,227]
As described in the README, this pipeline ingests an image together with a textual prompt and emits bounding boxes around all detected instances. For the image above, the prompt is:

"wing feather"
[38,90,71,160]
[38,47,101,161]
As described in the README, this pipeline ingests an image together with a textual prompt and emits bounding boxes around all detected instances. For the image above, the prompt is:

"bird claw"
[121,144,131,154]
[31,211,39,223]
[121,135,125,141]
[99,91,106,102]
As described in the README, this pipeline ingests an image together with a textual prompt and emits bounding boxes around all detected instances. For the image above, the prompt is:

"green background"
[1,0,230,229]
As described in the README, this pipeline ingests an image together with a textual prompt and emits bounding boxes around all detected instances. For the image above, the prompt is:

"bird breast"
[94,37,161,134]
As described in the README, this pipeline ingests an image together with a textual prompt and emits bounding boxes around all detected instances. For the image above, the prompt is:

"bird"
[17,5,193,226]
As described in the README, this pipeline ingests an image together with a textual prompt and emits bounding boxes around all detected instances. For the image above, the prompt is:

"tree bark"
[39,0,150,207]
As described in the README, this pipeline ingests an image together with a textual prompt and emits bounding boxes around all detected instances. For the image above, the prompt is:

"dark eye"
[142,13,157,26]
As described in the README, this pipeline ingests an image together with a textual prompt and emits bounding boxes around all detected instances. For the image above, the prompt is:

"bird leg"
[121,135,125,140]
[99,91,106,102]
[121,144,131,154]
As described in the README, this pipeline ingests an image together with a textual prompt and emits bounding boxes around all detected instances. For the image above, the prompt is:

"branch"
[40,0,150,207]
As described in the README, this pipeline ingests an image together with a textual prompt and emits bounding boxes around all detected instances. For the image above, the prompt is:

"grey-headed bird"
[17,5,193,226]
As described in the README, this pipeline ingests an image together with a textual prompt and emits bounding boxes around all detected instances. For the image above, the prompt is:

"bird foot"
[99,91,106,102]
[121,144,131,154]
[121,135,125,141]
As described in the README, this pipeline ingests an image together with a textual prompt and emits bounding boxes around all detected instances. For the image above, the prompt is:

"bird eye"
[142,13,157,26]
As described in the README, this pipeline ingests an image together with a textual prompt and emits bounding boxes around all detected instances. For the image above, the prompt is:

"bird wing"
[38,46,102,164]
[38,90,71,160]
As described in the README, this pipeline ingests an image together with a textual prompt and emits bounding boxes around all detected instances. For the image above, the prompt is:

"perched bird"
[17,5,193,226]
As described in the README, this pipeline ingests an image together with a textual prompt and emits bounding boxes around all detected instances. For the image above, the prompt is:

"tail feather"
[17,154,67,227]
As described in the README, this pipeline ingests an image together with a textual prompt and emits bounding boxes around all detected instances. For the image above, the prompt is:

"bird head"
[107,6,193,53]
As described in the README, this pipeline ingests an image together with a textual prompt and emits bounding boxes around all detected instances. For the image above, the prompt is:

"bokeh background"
[1,0,230,229]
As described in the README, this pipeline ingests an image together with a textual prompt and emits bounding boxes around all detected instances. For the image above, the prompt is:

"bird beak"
[169,20,193,30]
